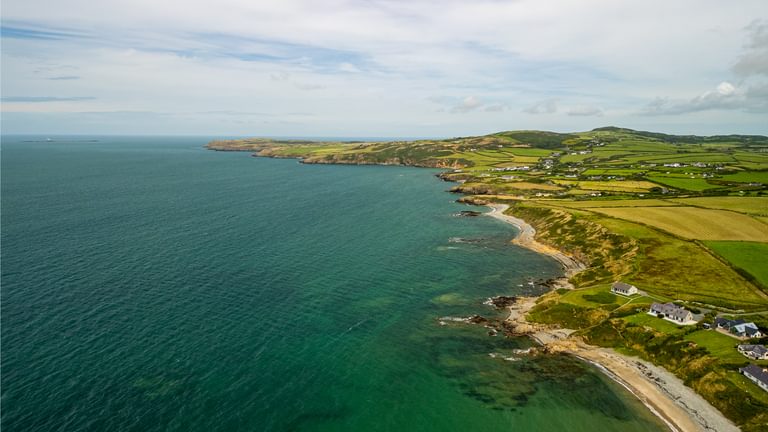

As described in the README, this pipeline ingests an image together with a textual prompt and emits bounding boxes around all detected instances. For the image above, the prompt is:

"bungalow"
[738,344,768,360]
[740,364,768,392]
[714,318,763,338]
[611,282,637,296]
[649,302,694,324]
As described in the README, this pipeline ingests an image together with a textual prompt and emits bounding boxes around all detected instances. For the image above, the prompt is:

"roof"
[739,345,768,356]
[715,317,753,329]
[650,302,692,321]
[612,282,635,290]
[740,364,768,386]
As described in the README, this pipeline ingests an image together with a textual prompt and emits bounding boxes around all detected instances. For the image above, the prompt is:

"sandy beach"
[485,204,586,278]
[489,204,738,432]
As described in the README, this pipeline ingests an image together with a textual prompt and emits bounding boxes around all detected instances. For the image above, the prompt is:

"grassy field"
[587,207,768,241]
[704,241,768,288]
[535,199,676,208]
[645,175,722,191]
[684,330,749,365]
[668,197,768,216]
[592,216,768,310]
[557,285,649,309]
[623,312,688,334]
[553,180,660,193]
[722,171,768,184]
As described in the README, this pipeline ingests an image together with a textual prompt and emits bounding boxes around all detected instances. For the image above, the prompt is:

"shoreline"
[494,208,738,432]
[485,203,586,280]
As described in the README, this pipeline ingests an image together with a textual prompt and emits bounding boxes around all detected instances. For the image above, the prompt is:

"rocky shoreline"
[484,205,739,432]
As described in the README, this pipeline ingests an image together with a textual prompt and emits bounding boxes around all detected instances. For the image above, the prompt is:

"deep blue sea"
[1,136,667,431]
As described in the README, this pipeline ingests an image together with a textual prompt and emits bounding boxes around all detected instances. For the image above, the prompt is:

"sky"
[1,0,767,137]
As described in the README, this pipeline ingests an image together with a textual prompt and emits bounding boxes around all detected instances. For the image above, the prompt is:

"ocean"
[1,136,667,431]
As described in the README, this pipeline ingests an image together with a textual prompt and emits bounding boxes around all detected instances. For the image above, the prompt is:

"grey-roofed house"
[611,281,637,296]
[715,318,763,338]
[648,302,694,324]
[738,344,768,360]
[740,364,768,392]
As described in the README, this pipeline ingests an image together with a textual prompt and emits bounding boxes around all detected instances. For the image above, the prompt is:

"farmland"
[667,196,768,216]
[585,207,768,241]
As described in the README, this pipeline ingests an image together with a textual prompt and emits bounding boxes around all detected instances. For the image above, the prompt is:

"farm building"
[611,281,637,296]
[714,318,763,338]
[738,344,768,360]
[648,303,695,324]
[740,364,768,392]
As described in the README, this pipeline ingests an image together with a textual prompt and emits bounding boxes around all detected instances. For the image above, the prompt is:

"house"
[611,281,637,296]
[740,364,768,392]
[714,318,763,338]
[738,344,768,360]
[649,302,694,324]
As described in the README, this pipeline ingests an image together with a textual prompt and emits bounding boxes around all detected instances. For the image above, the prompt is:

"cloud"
[1,96,95,102]
[523,99,558,114]
[567,105,603,116]
[270,71,290,81]
[484,103,508,112]
[339,62,361,73]
[640,81,768,115]
[450,96,482,113]
[2,1,767,135]
[295,83,326,91]
[733,20,768,77]
[47,75,80,80]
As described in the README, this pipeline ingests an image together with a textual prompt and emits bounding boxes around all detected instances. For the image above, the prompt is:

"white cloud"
[339,62,361,73]
[450,96,482,113]
[733,20,768,77]
[641,81,768,115]
[567,105,603,117]
[523,99,558,114]
[1,1,767,135]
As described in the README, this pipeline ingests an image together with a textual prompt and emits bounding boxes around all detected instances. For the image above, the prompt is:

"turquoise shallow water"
[1,136,667,431]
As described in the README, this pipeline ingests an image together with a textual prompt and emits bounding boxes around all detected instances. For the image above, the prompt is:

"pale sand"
[485,204,586,278]
[490,205,738,432]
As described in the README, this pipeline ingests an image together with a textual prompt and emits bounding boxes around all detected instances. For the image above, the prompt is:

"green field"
[535,199,676,208]
[668,197,768,216]
[588,207,768,241]
[721,171,768,184]
[704,241,768,288]
[623,312,687,334]
[684,330,747,365]
[593,216,768,309]
[646,175,721,191]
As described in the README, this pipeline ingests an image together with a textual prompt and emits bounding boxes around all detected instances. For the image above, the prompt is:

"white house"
[649,302,695,324]
[740,364,768,392]
[611,281,637,296]
[738,345,768,360]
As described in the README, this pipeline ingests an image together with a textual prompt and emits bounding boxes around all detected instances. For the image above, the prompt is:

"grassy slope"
[704,241,768,289]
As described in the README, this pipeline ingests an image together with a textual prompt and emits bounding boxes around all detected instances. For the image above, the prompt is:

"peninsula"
[208,127,768,431]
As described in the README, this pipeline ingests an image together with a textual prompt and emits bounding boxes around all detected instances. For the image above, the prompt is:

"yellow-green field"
[668,197,768,216]
[588,207,768,241]
[553,180,660,193]
[534,199,676,208]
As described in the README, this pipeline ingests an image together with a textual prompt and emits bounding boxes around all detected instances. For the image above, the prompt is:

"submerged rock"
[457,210,483,217]
[484,296,518,309]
